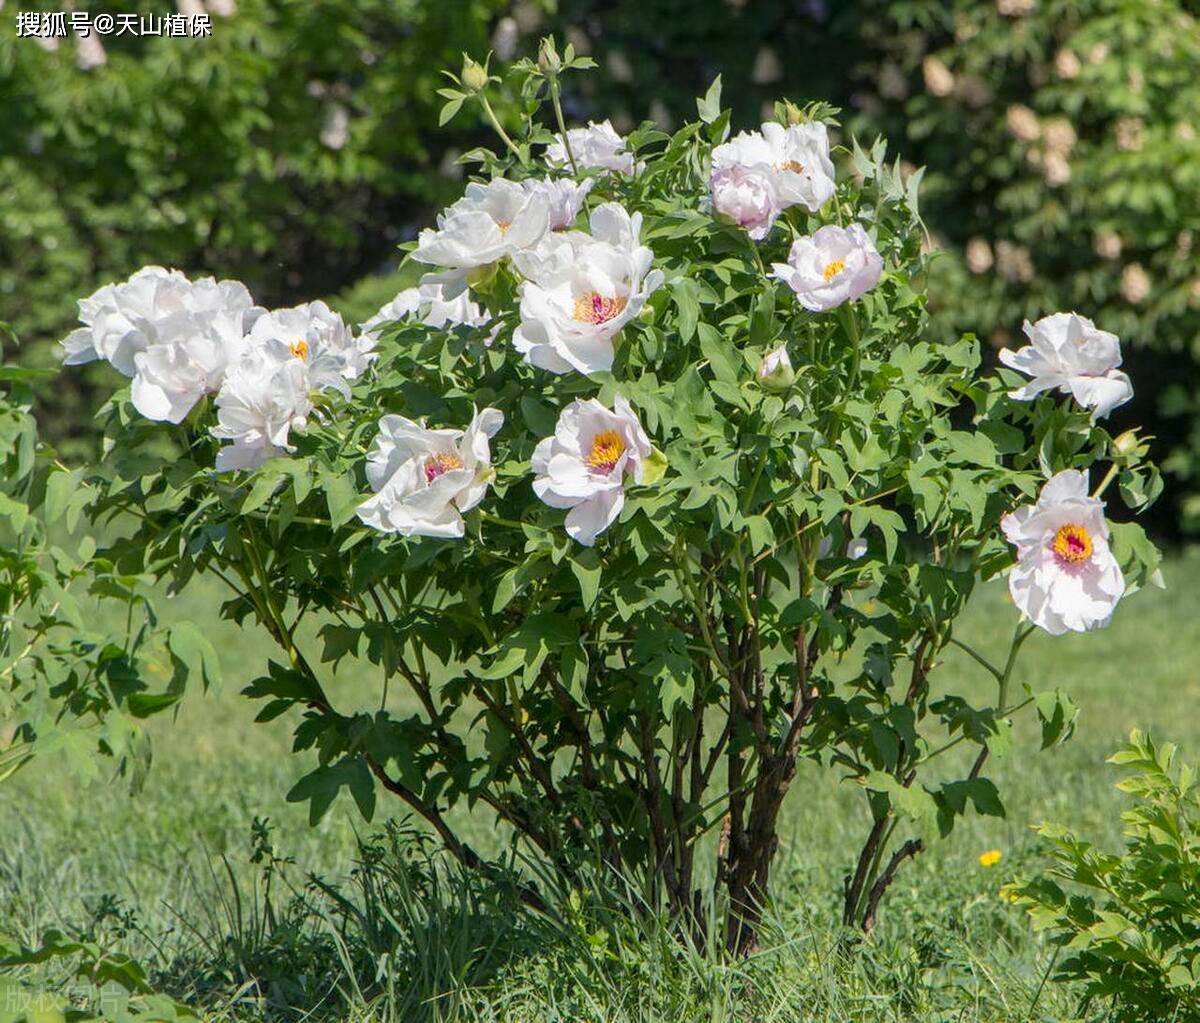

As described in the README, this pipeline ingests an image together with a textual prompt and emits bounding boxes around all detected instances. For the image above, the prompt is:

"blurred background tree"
[4,0,1198,532]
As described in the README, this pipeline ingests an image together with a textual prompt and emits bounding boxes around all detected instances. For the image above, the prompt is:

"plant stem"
[479,92,525,164]
[547,76,578,175]
[947,636,1004,683]
[1092,462,1120,499]
[839,303,863,390]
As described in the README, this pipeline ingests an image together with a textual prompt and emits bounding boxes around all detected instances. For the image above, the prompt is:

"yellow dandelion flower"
[979,848,1002,867]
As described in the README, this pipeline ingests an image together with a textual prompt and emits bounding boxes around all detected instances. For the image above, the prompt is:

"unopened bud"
[1112,428,1142,458]
[780,99,805,126]
[460,54,489,93]
[757,345,795,392]
[537,37,561,76]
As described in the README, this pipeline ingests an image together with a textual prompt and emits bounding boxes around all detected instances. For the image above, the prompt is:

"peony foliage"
[51,48,1164,950]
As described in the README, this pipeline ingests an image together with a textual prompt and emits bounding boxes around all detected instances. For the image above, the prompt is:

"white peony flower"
[710,164,781,240]
[211,345,313,471]
[999,312,1133,419]
[130,302,256,424]
[1001,470,1125,635]
[61,267,258,377]
[360,278,492,341]
[711,121,836,215]
[413,178,549,270]
[356,407,504,539]
[61,266,263,423]
[246,301,372,397]
[521,177,594,231]
[772,224,883,311]
[512,203,664,376]
[531,395,653,546]
[547,120,642,175]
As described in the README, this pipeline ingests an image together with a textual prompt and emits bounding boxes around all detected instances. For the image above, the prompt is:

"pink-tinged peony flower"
[511,203,663,376]
[1001,470,1125,635]
[547,120,642,175]
[531,396,654,546]
[521,177,594,231]
[356,408,503,538]
[710,164,781,240]
[771,223,883,311]
[1000,312,1132,419]
[711,121,835,216]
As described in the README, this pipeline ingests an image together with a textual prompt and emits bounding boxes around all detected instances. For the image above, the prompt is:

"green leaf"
[168,621,223,692]
[570,550,602,611]
[286,756,376,825]
[696,74,722,123]
[671,277,700,342]
[322,469,361,527]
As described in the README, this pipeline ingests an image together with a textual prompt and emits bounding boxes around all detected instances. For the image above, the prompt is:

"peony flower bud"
[1112,429,1143,458]
[460,54,489,93]
[757,346,795,392]
[537,37,561,75]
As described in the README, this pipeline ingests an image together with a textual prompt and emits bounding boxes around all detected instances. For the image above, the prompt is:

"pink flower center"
[586,430,626,475]
[424,452,464,483]
[573,291,627,325]
[1051,523,1093,565]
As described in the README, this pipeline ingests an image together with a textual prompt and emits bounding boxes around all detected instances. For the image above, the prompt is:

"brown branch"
[861,838,923,933]
[843,815,888,926]
[636,712,684,907]
[469,677,563,813]
[366,755,549,914]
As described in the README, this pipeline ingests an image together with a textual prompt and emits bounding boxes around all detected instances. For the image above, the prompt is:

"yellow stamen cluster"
[495,219,512,233]
[572,292,628,325]
[822,259,846,282]
[1052,523,1093,564]
[779,159,805,174]
[289,339,310,360]
[586,430,626,475]
[424,452,464,483]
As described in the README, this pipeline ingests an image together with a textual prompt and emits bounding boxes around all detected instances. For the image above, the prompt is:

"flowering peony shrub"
[50,46,1164,951]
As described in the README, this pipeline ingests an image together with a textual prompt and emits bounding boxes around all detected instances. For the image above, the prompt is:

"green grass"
[3,550,1200,1021]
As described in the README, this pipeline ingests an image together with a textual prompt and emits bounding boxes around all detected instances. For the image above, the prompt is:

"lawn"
[3,549,1198,1022]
